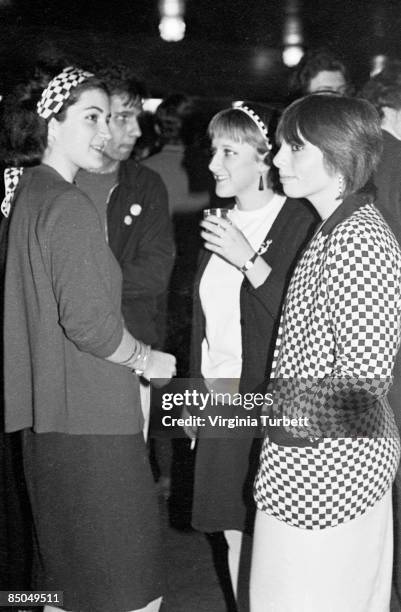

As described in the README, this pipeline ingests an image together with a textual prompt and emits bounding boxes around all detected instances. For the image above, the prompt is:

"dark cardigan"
[3,165,142,435]
[190,197,318,393]
[106,160,175,347]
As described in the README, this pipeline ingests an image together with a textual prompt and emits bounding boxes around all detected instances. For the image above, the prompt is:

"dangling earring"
[258,175,264,191]
[338,175,344,199]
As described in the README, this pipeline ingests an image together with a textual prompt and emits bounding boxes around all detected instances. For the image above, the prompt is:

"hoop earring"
[258,175,264,191]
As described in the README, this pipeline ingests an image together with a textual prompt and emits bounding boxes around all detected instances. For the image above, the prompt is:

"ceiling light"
[282,45,304,67]
[159,16,186,42]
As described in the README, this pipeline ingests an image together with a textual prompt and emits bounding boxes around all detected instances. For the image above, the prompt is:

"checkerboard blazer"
[254,195,401,529]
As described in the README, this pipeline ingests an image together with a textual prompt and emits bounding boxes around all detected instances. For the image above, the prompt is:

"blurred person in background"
[184,101,317,609]
[144,95,212,505]
[289,48,352,99]
[361,59,401,232]
[361,59,401,611]
[133,110,162,161]
[144,93,210,215]
[144,94,210,374]
[75,65,175,442]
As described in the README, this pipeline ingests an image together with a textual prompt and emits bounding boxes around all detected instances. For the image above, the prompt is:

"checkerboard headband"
[1,167,24,218]
[232,102,272,150]
[37,66,94,120]
[1,67,94,217]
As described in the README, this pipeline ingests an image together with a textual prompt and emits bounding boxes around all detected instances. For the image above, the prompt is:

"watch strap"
[239,251,258,273]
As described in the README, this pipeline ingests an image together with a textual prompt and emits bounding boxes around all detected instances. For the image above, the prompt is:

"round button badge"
[130,204,142,216]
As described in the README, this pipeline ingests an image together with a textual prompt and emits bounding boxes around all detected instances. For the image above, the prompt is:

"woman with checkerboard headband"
[251,94,401,611]
[0,66,176,612]
[185,101,317,605]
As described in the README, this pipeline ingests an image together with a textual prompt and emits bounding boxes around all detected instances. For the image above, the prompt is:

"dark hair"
[53,77,108,121]
[277,94,382,196]
[360,59,401,119]
[133,111,162,160]
[290,49,350,96]
[0,69,107,167]
[0,78,47,167]
[95,64,147,106]
[155,94,196,144]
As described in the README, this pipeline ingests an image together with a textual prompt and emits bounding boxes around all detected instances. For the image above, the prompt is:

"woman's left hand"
[200,215,254,269]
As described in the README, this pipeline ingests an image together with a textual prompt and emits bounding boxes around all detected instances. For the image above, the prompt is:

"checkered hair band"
[1,167,24,218]
[232,102,272,150]
[37,66,94,120]
[1,67,94,217]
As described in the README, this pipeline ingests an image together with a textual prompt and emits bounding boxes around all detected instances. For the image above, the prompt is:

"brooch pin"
[257,239,272,255]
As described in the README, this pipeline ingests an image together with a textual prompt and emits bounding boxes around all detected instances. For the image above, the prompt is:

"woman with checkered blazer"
[251,95,401,612]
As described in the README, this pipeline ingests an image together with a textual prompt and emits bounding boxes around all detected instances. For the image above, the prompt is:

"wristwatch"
[239,251,258,273]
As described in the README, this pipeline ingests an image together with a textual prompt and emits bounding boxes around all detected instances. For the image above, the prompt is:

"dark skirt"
[0,432,32,590]
[191,411,262,534]
[22,429,164,612]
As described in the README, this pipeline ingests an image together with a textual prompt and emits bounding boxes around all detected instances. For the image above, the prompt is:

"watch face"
[240,252,258,272]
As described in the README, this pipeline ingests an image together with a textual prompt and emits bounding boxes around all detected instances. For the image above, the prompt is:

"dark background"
[0,0,401,101]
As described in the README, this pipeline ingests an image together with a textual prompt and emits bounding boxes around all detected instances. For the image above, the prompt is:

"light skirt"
[250,488,393,612]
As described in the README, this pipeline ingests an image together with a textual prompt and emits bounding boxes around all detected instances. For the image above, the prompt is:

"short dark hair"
[95,64,147,106]
[290,49,350,96]
[277,94,382,196]
[0,78,48,167]
[155,94,196,144]
[360,59,401,119]
[0,68,107,167]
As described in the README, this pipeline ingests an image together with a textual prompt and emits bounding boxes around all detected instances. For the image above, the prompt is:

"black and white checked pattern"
[255,202,401,529]
[254,435,399,529]
[37,66,93,120]
[232,102,272,150]
[1,167,24,218]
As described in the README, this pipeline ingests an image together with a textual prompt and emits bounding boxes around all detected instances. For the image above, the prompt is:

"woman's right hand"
[200,214,255,268]
[143,349,176,388]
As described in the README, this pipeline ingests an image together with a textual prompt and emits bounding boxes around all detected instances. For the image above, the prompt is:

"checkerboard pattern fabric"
[1,167,23,218]
[37,66,93,120]
[254,435,399,529]
[232,102,272,150]
[254,201,401,529]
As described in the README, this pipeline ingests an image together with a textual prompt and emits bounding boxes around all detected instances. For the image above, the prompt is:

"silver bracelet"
[132,343,151,376]
[119,341,141,365]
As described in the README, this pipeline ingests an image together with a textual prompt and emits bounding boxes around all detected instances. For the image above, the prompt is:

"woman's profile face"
[208,135,265,200]
[50,88,111,174]
[273,137,337,204]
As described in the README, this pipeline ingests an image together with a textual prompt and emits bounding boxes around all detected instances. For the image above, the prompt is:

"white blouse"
[199,194,286,383]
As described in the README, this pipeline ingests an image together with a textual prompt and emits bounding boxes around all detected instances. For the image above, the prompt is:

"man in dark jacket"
[361,59,401,612]
[76,65,175,438]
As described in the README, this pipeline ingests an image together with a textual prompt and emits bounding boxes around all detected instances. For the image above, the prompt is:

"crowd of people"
[1,48,401,612]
